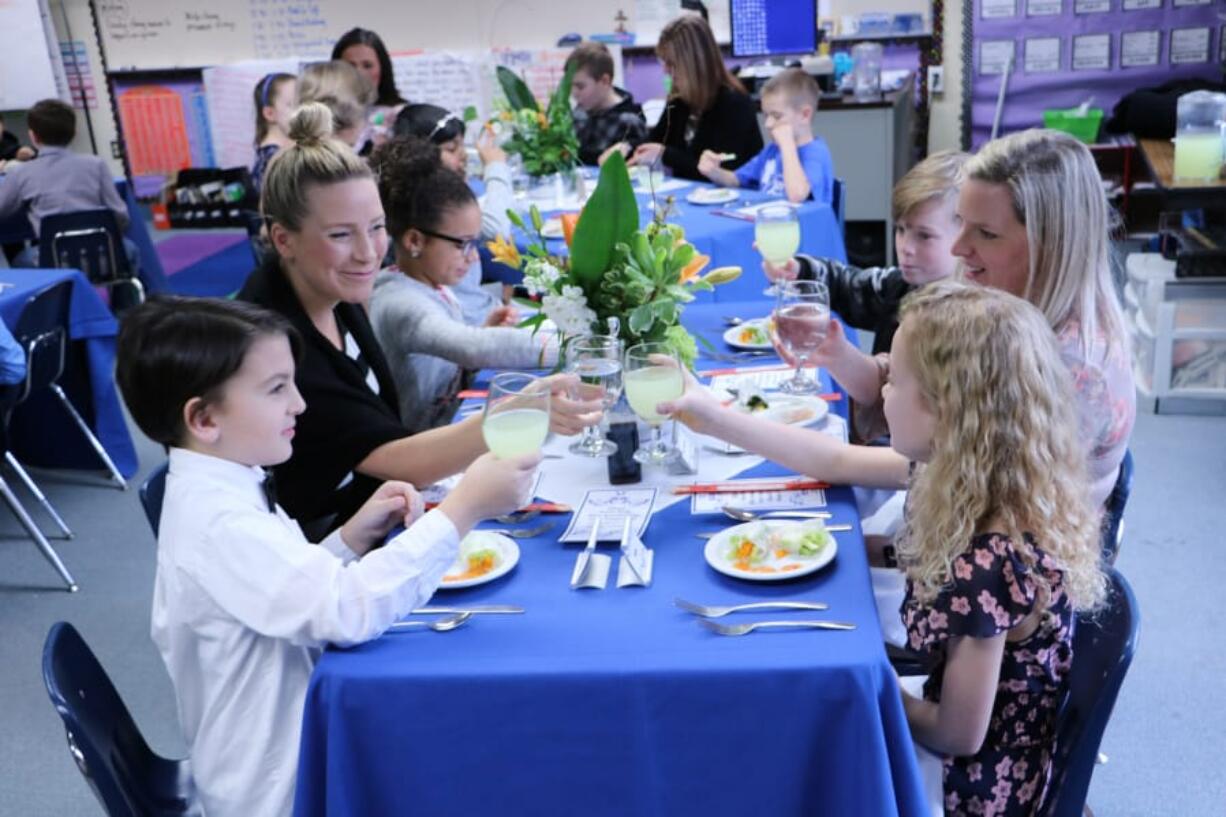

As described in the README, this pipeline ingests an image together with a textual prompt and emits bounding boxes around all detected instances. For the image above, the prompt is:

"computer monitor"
[730,0,819,58]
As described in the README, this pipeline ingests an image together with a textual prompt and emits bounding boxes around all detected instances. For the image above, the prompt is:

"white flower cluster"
[521,259,562,296]
[541,285,597,337]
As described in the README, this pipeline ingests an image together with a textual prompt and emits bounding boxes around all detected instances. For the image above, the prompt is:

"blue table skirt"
[0,268,138,477]
[293,301,925,817]
[0,178,167,295]
[517,182,846,304]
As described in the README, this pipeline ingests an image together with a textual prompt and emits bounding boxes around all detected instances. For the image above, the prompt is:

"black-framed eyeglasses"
[418,227,480,256]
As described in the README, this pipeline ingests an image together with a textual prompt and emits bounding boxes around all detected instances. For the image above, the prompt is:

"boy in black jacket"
[567,42,648,166]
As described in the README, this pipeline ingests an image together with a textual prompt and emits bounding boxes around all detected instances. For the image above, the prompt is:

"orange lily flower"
[679,249,710,283]
[485,234,521,268]
[560,213,580,247]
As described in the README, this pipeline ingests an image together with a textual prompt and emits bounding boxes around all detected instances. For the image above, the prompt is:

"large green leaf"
[549,62,578,118]
[496,66,538,112]
[569,152,640,292]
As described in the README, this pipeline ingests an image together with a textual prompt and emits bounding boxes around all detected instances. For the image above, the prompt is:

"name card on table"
[691,482,828,514]
[617,515,654,588]
[560,488,657,543]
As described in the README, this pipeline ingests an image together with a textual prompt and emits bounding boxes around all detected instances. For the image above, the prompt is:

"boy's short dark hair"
[115,296,301,448]
[565,42,615,82]
[27,99,76,147]
[761,68,820,113]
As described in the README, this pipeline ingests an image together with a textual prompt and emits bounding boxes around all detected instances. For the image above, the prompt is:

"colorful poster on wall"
[116,87,192,176]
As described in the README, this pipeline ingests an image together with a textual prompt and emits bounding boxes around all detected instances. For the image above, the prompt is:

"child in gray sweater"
[369,137,557,433]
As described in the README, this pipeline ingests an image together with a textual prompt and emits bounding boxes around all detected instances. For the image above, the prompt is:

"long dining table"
[292,300,927,817]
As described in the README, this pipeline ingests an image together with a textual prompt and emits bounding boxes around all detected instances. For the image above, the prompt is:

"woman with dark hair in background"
[333,27,407,149]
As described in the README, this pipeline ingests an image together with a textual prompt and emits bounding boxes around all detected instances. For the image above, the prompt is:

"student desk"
[0,268,138,477]
[292,300,927,817]
[0,178,167,294]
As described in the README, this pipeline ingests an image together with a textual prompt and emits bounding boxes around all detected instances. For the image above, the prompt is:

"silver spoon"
[387,612,472,633]
[722,506,834,522]
[696,524,851,539]
[494,509,541,524]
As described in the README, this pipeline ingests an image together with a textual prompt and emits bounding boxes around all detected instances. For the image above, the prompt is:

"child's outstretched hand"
[341,481,425,556]
[654,363,726,437]
[697,149,723,179]
[476,126,507,166]
[540,372,604,436]
[598,142,630,166]
[770,316,852,369]
[442,452,542,534]
[484,305,518,327]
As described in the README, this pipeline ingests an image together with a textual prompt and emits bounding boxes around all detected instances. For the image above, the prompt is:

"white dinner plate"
[439,531,520,589]
[722,318,774,350]
[540,216,566,239]
[733,393,829,427]
[686,187,739,205]
[704,520,838,582]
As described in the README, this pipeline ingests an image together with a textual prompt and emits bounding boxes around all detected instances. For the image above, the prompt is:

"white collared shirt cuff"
[319,529,359,564]
[387,509,461,583]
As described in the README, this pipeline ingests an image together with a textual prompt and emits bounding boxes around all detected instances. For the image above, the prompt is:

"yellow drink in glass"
[755,219,801,264]
[1173,133,1224,183]
[482,408,549,459]
[624,366,684,425]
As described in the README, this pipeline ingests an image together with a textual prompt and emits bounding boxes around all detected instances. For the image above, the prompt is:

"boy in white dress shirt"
[115,296,538,817]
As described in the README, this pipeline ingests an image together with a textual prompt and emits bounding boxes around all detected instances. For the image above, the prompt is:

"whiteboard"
[0,0,63,110]
[95,0,725,70]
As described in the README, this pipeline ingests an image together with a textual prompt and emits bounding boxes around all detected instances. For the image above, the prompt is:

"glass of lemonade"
[623,341,685,465]
[567,334,623,457]
[773,280,830,395]
[482,372,551,459]
[756,204,802,296]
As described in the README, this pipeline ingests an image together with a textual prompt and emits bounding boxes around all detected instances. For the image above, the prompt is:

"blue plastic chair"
[831,177,846,232]
[1038,566,1140,817]
[1101,449,1133,564]
[139,462,168,538]
[42,622,202,816]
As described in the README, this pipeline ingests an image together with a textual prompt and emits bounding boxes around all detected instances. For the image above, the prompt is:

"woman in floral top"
[887,281,1107,816]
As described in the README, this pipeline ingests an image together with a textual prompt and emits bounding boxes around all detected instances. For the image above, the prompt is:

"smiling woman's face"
[951,178,1030,298]
[274,178,388,307]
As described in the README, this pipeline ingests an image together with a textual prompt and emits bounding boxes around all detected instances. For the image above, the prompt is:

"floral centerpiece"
[492,65,581,178]
[486,152,740,366]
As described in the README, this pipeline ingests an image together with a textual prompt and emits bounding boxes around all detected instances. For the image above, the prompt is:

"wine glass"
[481,372,551,459]
[773,280,830,395]
[623,341,685,465]
[567,334,623,457]
[756,204,801,297]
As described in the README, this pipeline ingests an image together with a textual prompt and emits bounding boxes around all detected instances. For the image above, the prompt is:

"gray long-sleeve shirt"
[370,269,558,433]
[0,146,128,235]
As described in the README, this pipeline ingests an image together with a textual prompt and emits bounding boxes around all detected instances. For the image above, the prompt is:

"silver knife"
[695,523,852,539]
[411,605,525,614]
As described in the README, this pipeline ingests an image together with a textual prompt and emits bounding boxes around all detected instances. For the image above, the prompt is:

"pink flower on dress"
[975,547,996,571]
[967,762,983,782]
[978,590,1013,629]
[994,756,1013,779]
[1018,776,1039,803]
[955,558,975,581]
[951,595,972,615]
[945,790,961,811]
[928,609,949,631]
[1012,759,1029,780]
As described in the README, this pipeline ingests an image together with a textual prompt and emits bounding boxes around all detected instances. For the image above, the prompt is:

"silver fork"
[483,521,556,539]
[699,618,856,636]
[494,509,541,524]
[674,597,829,617]
[387,612,472,633]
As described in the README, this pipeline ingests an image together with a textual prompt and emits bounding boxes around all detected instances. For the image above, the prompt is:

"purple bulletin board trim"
[963,0,1224,149]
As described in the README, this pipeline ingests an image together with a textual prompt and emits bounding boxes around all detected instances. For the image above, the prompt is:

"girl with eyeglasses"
[393,102,517,325]
[250,73,297,193]
[368,136,560,434]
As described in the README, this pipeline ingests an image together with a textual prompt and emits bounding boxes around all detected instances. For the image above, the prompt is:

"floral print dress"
[902,533,1072,817]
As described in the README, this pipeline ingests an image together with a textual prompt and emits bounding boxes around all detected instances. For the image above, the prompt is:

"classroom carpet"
[157,233,253,297]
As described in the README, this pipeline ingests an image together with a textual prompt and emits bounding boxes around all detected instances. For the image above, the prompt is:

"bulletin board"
[961,0,1225,149]
[0,0,65,110]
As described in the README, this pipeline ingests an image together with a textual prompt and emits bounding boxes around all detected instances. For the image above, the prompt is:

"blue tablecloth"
[0,268,138,477]
[514,180,846,304]
[0,178,167,294]
[293,301,925,817]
